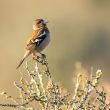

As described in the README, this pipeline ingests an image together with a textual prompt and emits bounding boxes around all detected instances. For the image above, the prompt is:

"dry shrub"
[0,55,110,110]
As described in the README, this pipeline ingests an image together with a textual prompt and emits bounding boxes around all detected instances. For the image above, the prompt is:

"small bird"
[16,19,51,69]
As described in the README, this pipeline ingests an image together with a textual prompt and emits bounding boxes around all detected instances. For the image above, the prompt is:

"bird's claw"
[38,53,47,65]
[41,53,46,59]
[33,53,47,65]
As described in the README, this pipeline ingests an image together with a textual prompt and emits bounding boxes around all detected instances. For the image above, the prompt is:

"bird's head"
[33,19,48,30]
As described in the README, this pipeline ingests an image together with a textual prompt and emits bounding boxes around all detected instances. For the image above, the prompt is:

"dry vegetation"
[0,55,110,110]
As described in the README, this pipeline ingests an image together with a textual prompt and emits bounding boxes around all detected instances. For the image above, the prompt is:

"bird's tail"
[16,50,31,69]
[16,58,25,69]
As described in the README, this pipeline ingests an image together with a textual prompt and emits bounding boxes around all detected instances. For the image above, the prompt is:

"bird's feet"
[33,53,47,65]
[40,53,46,59]
[39,53,47,65]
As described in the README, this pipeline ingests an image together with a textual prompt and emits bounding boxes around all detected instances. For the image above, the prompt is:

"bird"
[16,19,51,69]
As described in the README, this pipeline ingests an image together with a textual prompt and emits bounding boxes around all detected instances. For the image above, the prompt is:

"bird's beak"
[44,20,48,23]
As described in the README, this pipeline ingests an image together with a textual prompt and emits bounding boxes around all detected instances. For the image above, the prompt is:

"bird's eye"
[37,21,42,24]
[37,20,43,24]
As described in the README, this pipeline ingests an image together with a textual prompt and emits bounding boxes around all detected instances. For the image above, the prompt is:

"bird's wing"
[27,28,47,46]
[27,29,43,45]
[26,28,47,49]
[34,30,47,47]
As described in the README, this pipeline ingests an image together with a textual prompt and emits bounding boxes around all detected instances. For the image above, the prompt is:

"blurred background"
[0,0,110,109]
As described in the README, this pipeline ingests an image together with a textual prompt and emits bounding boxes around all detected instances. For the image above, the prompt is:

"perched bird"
[16,19,51,69]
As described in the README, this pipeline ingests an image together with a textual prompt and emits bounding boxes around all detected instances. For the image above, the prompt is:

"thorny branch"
[0,54,110,110]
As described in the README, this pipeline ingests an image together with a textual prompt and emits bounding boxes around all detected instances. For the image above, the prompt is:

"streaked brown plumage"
[16,19,51,69]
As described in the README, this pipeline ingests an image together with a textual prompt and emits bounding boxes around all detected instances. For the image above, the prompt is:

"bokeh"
[0,0,110,109]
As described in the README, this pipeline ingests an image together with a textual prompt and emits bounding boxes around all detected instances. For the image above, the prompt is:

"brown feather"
[16,50,31,69]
